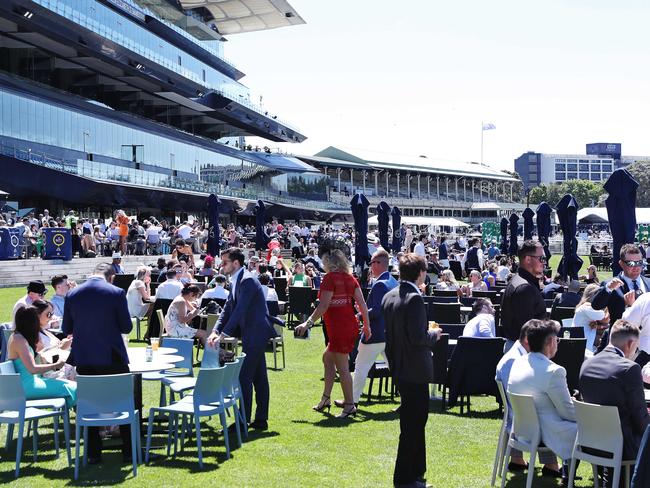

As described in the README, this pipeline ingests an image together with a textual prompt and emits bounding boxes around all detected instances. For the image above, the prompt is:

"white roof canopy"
[368,215,469,228]
[178,0,305,35]
[577,207,650,224]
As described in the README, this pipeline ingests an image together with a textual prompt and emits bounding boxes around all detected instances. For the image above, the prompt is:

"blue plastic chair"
[0,372,72,477]
[143,337,195,407]
[0,328,13,363]
[74,373,140,480]
[145,366,232,469]
[165,343,220,401]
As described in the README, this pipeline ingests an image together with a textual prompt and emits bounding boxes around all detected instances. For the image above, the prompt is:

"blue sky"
[225,0,650,171]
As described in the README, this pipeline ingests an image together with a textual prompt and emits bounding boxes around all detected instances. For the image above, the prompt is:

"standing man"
[62,263,133,464]
[383,254,441,488]
[592,243,650,324]
[461,238,484,276]
[341,249,398,408]
[207,247,276,431]
[501,240,547,352]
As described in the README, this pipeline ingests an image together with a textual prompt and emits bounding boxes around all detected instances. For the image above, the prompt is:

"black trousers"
[393,380,429,486]
[76,360,132,459]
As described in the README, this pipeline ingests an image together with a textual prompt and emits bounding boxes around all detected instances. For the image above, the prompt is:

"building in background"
[515,142,650,190]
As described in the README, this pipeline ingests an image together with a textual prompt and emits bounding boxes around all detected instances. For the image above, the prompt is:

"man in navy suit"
[208,247,276,430]
[63,262,133,464]
[592,244,650,324]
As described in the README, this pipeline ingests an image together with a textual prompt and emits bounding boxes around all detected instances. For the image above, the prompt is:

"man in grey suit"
[383,253,441,488]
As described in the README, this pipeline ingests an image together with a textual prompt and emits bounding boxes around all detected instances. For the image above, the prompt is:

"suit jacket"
[550,291,581,316]
[214,269,276,351]
[592,275,650,323]
[363,271,398,345]
[62,276,132,367]
[579,346,650,459]
[382,282,439,384]
[508,352,577,460]
[501,268,547,341]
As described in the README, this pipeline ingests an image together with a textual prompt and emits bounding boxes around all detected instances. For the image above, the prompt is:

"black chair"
[460,296,477,307]
[433,289,459,298]
[144,298,174,341]
[559,327,585,339]
[267,300,280,317]
[472,290,498,304]
[544,298,555,308]
[194,275,208,283]
[552,338,586,393]
[149,282,159,295]
[200,297,226,309]
[113,274,134,293]
[287,286,315,328]
[274,277,288,302]
[449,260,463,281]
[430,302,461,324]
[550,306,576,322]
[445,337,505,413]
[431,333,449,409]
[430,296,459,304]
[438,324,465,340]
[366,362,394,403]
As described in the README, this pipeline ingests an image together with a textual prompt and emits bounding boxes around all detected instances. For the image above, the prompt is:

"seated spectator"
[177,261,194,285]
[289,261,312,288]
[93,226,106,255]
[462,298,495,337]
[127,266,153,319]
[202,274,230,301]
[580,265,600,285]
[164,285,208,343]
[435,269,459,291]
[268,246,281,267]
[32,300,75,381]
[497,257,511,281]
[461,270,488,296]
[572,284,609,353]
[484,263,498,289]
[508,319,576,480]
[198,255,217,278]
[258,273,279,302]
[427,252,444,277]
[273,257,291,277]
[579,320,649,469]
[12,280,47,327]
[247,255,261,277]
[171,239,195,270]
[551,279,582,313]
[8,307,76,408]
[50,274,75,324]
[155,269,184,300]
[304,263,320,288]
[543,273,565,299]
[110,252,125,275]
[303,248,324,272]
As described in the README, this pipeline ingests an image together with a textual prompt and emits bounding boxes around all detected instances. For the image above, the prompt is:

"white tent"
[368,215,469,228]
[577,207,650,224]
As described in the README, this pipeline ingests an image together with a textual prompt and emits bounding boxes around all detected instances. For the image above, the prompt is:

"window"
[555,163,566,171]
[567,173,578,180]
[567,163,577,171]
[178,56,182,66]
[529,155,537,162]
[578,159,589,163]
[556,172,566,181]
[590,174,601,181]
[579,164,589,172]
[555,158,566,163]
[602,164,612,172]
[579,173,589,179]
[591,164,601,172]
[202,69,206,82]
[567,159,577,163]
[528,163,537,170]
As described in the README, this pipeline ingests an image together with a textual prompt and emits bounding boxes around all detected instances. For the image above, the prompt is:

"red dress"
[320,272,361,354]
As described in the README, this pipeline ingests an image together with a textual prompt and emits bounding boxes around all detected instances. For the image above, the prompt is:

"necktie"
[633,280,640,294]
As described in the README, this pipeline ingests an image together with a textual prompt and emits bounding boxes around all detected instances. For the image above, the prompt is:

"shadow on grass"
[428,399,503,420]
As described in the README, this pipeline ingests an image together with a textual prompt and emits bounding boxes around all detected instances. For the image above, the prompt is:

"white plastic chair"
[0,372,72,478]
[568,400,635,488]
[561,318,574,328]
[501,393,555,488]
[491,381,509,486]
[74,373,140,480]
[145,365,233,469]
[269,324,285,370]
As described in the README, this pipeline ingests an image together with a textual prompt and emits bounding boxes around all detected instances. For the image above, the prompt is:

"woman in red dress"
[296,249,370,418]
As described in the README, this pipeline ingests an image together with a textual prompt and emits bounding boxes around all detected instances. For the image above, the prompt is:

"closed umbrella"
[536,201,552,262]
[351,194,370,268]
[523,207,535,241]
[604,169,639,276]
[206,193,220,257]
[376,201,391,251]
[391,206,402,253]
[508,213,519,256]
[556,194,583,280]
[500,217,509,255]
[254,200,268,251]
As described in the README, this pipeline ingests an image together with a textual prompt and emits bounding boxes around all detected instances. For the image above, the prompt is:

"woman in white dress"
[572,284,609,353]
[126,266,153,319]
[164,284,209,343]
[435,269,460,291]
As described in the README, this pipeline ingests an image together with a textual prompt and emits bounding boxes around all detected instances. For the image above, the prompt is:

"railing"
[1,142,348,212]
[329,192,499,208]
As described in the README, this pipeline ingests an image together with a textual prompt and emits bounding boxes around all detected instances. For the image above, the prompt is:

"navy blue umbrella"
[556,194,584,280]
[254,200,269,251]
[500,217,509,254]
[523,207,535,241]
[391,206,402,253]
[604,169,639,276]
[508,213,519,256]
[536,201,552,262]
[206,193,221,257]
[351,194,370,267]
[376,201,391,251]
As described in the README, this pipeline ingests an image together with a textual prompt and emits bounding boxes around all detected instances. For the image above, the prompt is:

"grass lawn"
[0,257,609,487]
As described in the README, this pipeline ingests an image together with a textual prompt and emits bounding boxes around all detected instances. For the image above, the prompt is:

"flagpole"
[480,121,484,164]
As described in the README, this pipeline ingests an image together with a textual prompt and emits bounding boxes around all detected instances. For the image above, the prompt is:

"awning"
[368,215,469,228]
[578,207,650,225]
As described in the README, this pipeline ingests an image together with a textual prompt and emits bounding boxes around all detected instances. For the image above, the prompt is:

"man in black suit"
[592,243,650,324]
[579,320,649,484]
[550,279,582,316]
[501,240,547,352]
[383,253,441,488]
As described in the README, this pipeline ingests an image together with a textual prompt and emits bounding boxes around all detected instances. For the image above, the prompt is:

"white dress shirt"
[622,292,650,353]
[229,267,245,298]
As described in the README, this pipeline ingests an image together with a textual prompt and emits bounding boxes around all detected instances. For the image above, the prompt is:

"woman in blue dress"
[7,307,76,408]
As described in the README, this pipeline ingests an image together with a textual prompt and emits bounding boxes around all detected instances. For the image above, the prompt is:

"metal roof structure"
[368,215,470,228]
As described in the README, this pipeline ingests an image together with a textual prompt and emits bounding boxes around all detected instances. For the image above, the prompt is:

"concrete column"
[427,175,431,198]
[436,177,440,199]
[397,173,400,197]
[472,180,475,201]
[446,177,449,199]
[337,168,341,193]
[406,173,411,197]
[463,179,467,201]
[455,177,459,201]
[362,170,366,194]
[374,171,378,195]
[385,172,389,197]
[417,174,421,198]
[510,182,514,201]
[350,169,354,193]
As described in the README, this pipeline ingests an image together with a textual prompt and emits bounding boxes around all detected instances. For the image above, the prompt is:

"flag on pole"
[482,122,496,131]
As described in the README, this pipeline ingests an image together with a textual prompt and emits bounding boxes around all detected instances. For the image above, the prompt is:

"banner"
[0,228,22,260]
[42,228,72,260]
[482,222,500,244]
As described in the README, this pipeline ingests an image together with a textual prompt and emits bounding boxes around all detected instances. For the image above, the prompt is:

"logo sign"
[52,233,66,251]
[208,225,215,239]
[9,235,19,248]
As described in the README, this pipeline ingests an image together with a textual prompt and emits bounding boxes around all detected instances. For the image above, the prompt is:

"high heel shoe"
[312,394,331,413]
[337,403,357,418]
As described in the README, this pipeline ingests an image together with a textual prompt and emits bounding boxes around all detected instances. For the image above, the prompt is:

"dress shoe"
[334,399,358,408]
[541,466,562,478]
[507,461,528,472]
[248,420,268,431]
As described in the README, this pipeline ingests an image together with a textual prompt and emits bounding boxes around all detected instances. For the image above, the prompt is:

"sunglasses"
[528,255,547,263]
[623,259,644,267]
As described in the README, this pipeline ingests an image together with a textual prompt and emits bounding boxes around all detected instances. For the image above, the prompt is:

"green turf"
[0,259,608,486]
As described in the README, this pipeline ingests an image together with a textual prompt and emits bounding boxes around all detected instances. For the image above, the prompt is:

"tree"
[526,180,604,208]
[528,185,547,205]
[625,160,650,206]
